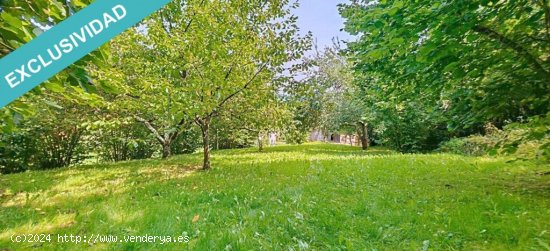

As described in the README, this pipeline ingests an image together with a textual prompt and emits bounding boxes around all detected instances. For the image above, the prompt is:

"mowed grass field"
[1,143,549,250]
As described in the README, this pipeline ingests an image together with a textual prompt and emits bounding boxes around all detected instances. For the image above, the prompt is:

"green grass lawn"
[1,143,549,250]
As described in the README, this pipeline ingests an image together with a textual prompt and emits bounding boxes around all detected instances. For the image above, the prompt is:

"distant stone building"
[309,130,327,142]
[309,130,361,146]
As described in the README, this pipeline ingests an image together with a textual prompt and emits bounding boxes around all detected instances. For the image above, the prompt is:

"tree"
[333,98,371,150]
[97,0,310,169]
[339,0,550,151]
[177,0,309,170]
[291,43,372,149]
[214,93,291,152]
[92,27,194,159]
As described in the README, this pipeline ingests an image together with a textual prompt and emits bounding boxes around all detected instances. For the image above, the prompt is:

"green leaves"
[71,0,88,8]
[90,0,309,161]
[340,0,550,147]
[1,12,23,28]
[366,48,387,60]
[0,0,108,133]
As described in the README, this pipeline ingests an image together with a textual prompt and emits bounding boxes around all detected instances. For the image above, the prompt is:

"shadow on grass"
[1,143,549,250]
[0,162,200,233]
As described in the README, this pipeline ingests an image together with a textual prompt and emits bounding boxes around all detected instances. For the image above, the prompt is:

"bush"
[439,135,498,156]
[90,120,157,162]
[494,113,550,162]
[171,128,201,154]
[0,131,37,174]
[33,123,87,169]
[374,104,450,153]
[0,107,88,174]
[439,114,550,162]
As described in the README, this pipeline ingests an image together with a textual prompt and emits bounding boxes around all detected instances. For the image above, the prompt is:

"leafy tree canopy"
[340,0,549,132]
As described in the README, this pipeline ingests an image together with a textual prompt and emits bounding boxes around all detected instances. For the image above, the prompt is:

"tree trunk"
[358,122,369,150]
[200,117,211,170]
[258,133,264,152]
[162,142,171,159]
[215,128,219,150]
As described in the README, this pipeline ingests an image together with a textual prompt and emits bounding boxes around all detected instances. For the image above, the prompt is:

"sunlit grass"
[1,143,549,250]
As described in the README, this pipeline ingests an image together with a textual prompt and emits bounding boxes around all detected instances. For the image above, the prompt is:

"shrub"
[439,113,550,162]
[89,120,157,162]
[0,131,37,174]
[493,113,550,162]
[171,128,201,154]
[439,135,498,156]
[0,106,88,174]
[374,104,450,153]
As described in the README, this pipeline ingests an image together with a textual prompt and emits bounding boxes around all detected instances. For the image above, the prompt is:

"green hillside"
[1,143,549,250]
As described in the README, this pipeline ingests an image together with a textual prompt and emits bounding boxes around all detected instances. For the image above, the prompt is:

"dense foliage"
[94,0,309,169]
[1,0,549,173]
[0,103,88,173]
[339,0,550,154]
[0,0,109,133]
[289,45,373,149]
[439,112,550,161]
[0,0,311,173]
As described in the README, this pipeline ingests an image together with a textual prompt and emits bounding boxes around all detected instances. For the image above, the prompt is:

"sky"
[292,0,354,51]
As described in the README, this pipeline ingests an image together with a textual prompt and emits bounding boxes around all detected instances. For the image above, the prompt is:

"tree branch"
[135,116,165,144]
[224,66,234,81]
[472,25,550,78]
[183,0,206,32]
[125,93,141,100]
[169,116,191,142]
[160,11,173,37]
[210,63,269,117]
